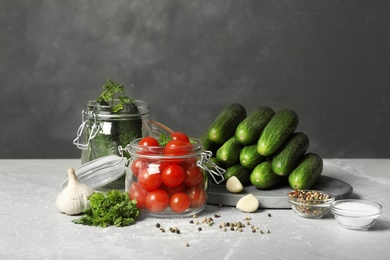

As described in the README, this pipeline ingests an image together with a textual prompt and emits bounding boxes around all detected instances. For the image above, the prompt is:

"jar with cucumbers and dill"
[288,190,335,218]
[73,79,173,190]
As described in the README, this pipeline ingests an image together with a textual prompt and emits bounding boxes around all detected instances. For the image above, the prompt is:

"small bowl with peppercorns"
[288,190,335,219]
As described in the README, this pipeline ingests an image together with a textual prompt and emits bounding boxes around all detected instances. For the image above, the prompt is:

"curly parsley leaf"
[158,133,172,146]
[97,78,134,112]
[73,190,141,228]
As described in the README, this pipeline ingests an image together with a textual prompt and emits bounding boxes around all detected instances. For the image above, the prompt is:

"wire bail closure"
[197,151,225,184]
[117,144,131,165]
[73,110,101,150]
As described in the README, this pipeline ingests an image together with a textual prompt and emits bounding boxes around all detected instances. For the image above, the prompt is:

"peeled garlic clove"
[56,168,94,215]
[236,194,259,213]
[226,176,243,193]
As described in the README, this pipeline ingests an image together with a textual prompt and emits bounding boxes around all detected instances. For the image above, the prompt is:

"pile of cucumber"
[201,103,323,190]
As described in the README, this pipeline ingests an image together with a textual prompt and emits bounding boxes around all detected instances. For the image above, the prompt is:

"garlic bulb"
[56,168,94,215]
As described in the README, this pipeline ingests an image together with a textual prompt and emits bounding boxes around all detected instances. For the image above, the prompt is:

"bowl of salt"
[331,199,382,230]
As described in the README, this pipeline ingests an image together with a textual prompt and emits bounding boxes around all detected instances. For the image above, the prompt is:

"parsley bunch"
[73,190,141,228]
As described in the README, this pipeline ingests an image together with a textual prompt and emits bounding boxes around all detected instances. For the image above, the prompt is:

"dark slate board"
[207,175,353,209]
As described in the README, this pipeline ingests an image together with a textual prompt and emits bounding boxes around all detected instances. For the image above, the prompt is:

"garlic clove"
[236,194,259,213]
[56,168,94,215]
[226,176,243,193]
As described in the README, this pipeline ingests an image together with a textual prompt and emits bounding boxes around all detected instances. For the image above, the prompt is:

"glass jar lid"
[61,155,127,190]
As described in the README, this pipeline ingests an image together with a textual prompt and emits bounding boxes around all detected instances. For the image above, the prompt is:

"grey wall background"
[1,0,389,159]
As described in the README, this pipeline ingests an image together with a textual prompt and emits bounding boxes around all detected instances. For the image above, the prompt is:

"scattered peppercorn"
[153,213,276,237]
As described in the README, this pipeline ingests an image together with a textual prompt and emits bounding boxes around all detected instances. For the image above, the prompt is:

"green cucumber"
[200,133,220,156]
[223,164,251,185]
[288,153,323,190]
[271,132,310,176]
[250,161,284,189]
[216,137,242,165]
[208,103,247,144]
[257,108,299,156]
[235,106,275,145]
[239,144,267,169]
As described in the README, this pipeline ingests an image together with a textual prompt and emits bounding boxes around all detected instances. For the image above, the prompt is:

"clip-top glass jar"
[125,137,222,218]
[72,99,173,190]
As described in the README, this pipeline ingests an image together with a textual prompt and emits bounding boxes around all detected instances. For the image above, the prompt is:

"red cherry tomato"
[138,167,162,191]
[170,132,190,144]
[128,182,148,209]
[161,164,185,188]
[145,189,169,212]
[184,164,204,187]
[186,187,207,208]
[164,140,190,156]
[138,136,159,146]
[130,158,149,177]
[138,136,160,155]
[169,192,191,213]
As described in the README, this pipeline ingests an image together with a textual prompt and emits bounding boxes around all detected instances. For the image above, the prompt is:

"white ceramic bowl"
[331,199,382,230]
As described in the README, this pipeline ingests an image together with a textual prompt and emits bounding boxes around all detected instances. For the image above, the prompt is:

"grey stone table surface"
[0,159,389,260]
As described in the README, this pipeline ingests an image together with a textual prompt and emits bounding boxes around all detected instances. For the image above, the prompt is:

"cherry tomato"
[170,132,190,144]
[130,158,149,177]
[164,140,190,157]
[162,164,185,187]
[186,187,207,208]
[138,136,159,146]
[184,164,204,187]
[138,168,162,191]
[169,192,191,213]
[138,136,160,155]
[128,182,148,209]
[145,189,169,212]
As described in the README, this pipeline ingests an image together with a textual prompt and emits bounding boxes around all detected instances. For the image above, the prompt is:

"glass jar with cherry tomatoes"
[125,133,209,218]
